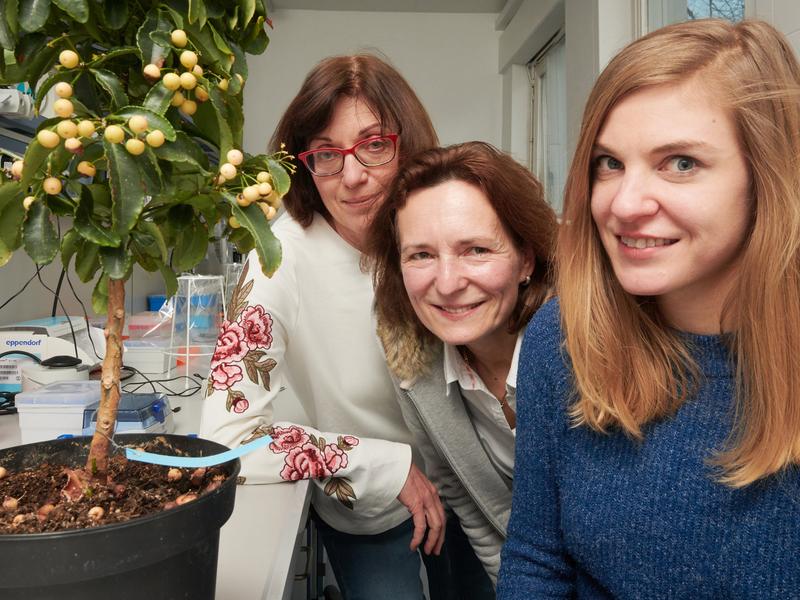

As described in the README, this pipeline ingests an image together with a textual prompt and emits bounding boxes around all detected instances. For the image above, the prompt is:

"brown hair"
[558,19,800,487]
[270,54,438,227]
[370,141,557,380]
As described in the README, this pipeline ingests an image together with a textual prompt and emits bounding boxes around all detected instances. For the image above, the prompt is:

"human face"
[398,180,533,356]
[590,80,751,333]
[307,96,399,250]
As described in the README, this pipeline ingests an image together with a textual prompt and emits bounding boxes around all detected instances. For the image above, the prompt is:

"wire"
[35,269,79,360]
[63,271,205,400]
[0,264,43,312]
[51,267,67,318]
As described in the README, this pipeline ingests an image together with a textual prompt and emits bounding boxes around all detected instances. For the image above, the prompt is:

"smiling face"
[589,79,752,333]
[397,180,533,355]
[307,96,399,250]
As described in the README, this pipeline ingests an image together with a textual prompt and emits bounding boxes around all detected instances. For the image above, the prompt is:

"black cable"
[0,264,43,312]
[35,269,79,360]
[63,272,204,400]
[51,267,67,318]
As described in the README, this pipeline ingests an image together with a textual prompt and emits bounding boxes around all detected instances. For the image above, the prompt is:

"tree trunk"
[85,278,125,475]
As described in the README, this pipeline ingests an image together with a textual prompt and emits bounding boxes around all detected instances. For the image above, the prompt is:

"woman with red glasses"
[200,54,449,598]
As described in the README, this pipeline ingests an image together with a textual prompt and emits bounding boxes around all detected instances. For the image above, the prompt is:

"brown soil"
[0,437,228,534]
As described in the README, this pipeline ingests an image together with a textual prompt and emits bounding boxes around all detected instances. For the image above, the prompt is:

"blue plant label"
[125,434,273,467]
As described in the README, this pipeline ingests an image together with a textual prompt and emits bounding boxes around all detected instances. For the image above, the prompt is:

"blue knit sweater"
[497,299,800,599]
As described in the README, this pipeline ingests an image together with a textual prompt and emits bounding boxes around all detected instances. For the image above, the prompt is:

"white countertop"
[0,389,311,600]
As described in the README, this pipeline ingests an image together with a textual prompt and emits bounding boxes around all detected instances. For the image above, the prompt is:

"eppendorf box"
[15,380,102,444]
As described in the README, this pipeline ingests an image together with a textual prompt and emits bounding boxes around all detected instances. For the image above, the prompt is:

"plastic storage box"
[15,380,102,444]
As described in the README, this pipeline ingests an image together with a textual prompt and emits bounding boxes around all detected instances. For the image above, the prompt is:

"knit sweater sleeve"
[199,247,411,517]
[497,299,575,598]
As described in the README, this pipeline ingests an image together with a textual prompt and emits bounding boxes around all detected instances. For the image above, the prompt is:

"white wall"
[749,0,800,55]
[242,9,502,153]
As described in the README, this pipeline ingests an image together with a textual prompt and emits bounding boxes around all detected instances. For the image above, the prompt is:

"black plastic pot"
[0,433,239,600]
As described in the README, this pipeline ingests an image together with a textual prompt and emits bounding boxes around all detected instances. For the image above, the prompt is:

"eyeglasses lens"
[305,136,396,176]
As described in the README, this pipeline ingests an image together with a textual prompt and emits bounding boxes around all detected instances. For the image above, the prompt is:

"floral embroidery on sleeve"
[207,261,278,412]
[243,424,361,509]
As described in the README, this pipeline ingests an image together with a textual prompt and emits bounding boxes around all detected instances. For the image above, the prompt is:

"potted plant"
[0,0,292,597]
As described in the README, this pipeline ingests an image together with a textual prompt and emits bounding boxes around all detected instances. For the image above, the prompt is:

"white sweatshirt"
[199,212,416,535]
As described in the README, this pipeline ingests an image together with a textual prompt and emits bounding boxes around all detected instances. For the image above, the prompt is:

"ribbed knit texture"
[497,298,800,599]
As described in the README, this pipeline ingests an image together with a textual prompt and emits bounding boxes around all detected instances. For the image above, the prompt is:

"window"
[528,32,567,213]
[687,0,744,21]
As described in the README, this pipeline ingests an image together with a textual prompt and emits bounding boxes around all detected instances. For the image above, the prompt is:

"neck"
[463,331,518,385]
[324,213,366,251]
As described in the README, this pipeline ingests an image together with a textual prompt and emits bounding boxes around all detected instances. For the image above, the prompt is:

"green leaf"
[142,81,175,115]
[0,0,15,50]
[52,0,88,23]
[152,130,209,171]
[226,5,238,30]
[104,138,148,236]
[109,105,176,141]
[19,0,50,32]
[239,0,255,25]
[209,22,233,56]
[103,0,128,29]
[161,3,183,29]
[5,0,18,37]
[99,244,132,279]
[74,239,100,282]
[91,274,108,314]
[89,68,129,111]
[22,200,58,265]
[171,217,207,272]
[137,220,167,262]
[267,158,291,196]
[86,46,139,68]
[188,0,207,28]
[60,228,81,269]
[0,235,11,267]
[230,198,281,277]
[137,9,171,66]
[75,187,120,247]
[159,263,178,297]
[20,135,54,189]
[0,184,24,251]
[243,19,269,55]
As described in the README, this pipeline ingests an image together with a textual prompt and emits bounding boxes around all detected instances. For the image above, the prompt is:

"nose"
[608,171,659,222]
[340,153,368,188]
[435,256,467,296]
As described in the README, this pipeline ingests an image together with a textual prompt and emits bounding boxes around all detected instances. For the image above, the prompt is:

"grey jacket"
[391,346,512,584]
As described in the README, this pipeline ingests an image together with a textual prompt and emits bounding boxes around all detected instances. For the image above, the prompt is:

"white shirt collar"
[442,333,524,396]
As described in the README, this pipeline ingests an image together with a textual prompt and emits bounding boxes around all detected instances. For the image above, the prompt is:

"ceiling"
[268,1,506,13]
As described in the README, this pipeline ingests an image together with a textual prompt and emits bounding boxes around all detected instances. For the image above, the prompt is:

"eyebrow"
[592,139,717,157]
[400,237,495,253]
[309,124,383,146]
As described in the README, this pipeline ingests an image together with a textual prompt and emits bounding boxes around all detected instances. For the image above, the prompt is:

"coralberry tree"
[0,0,293,476]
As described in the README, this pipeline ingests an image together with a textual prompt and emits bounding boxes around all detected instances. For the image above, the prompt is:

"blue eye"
[595,155,623,171]
[669,156,696,172]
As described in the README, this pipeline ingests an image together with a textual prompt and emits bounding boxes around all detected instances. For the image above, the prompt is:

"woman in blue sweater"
[498,19,800,599]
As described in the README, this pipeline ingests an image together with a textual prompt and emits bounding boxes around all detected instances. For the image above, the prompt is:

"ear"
[520,249,536,284]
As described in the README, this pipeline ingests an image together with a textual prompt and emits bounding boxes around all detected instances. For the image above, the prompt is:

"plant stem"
[85,278,125,476]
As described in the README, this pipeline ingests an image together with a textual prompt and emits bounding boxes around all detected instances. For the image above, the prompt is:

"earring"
[521,275,531,287]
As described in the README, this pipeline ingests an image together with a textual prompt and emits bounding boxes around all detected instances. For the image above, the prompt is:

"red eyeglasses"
[298,134,399,177]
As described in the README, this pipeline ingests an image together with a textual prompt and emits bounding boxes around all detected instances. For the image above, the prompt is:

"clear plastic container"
[15,380,102,443]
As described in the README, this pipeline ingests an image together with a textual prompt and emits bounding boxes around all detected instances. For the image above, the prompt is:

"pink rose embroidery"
[269,426,311,453]
[342,436,359,447]
[210,362,243,391]
[279,443,332,481]
[232,396,249,413]
[324,443,348,474]
[211,320,248,367]
[240,305,274,350]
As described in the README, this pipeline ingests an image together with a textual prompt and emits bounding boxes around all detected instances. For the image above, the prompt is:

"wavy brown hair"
[270,54,438,227]
[369,142,557,380]
[558,19,800,487]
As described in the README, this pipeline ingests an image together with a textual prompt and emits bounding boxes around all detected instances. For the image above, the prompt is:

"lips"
[341,193,379,207]
[437,302,483,314]
[619,235,677,249]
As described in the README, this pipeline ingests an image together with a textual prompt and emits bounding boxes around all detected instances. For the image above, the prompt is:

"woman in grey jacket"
[368,142,557,590]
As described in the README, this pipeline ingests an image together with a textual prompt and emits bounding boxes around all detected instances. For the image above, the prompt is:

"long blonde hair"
[558,19,800,487]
